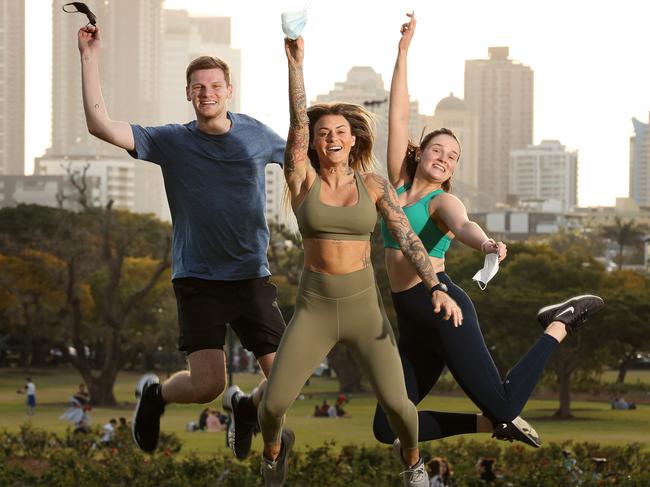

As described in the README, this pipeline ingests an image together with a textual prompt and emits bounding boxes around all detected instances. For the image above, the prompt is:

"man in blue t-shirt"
[78,24,286,458]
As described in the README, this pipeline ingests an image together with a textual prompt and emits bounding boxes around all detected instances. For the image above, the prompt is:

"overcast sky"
[25,0,650,207]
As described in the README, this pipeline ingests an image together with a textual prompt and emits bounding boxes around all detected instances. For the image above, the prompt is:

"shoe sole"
[222,385,244,456]
[131,373,160,452]
[511,417,541,448]
[537,294,603,327]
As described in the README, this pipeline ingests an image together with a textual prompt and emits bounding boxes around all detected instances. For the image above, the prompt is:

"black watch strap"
[429,282,448,295]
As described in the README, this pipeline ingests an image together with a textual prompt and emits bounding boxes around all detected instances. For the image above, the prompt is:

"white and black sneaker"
[132,373,165,453]
[492,416,541,448]
[392,439,429,487]
[537,295,604,334]
[260,428,295,487]
[223,384,258,460]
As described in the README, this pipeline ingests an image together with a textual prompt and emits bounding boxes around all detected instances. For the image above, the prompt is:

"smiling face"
[415,133,460,183]
[311,114,356,167]
[185,68,232,121]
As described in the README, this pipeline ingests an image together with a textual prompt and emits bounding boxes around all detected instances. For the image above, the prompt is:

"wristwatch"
[429,282,449,295]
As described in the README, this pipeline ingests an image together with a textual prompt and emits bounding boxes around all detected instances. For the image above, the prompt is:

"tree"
[601,217,647,270]
[0,199,171,405]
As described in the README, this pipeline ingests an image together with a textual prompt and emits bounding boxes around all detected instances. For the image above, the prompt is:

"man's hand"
[78,25,101,57]
[431,291,463,327]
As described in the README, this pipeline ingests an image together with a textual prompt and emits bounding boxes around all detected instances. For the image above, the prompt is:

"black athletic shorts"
[172,276,286,357]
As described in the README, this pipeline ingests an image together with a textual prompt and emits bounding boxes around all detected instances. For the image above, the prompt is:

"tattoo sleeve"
[372,174,439,289]
[285,63,309,178]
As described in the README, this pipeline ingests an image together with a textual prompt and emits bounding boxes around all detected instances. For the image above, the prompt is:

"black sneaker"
[223,385,258,460]
[537,295,604,334]
[492,416,541,448]
[260,428,295,487]
[132,373,165,453]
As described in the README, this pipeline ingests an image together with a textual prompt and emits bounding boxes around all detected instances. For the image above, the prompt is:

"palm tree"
[601,217,647,270]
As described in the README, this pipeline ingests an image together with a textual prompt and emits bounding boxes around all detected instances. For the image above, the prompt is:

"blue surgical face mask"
[281,10,307,40]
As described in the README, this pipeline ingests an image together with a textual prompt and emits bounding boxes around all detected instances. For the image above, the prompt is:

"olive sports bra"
[295,172,377,241]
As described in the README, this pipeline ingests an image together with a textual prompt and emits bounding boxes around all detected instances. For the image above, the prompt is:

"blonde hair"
[306,103,377,172]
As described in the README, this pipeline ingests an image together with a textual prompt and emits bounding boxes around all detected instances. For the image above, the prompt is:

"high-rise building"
[0,174,101,211]
[41,0,169,220]
[510,140,578,213]
[161,10,241,123]
[313,66,423,174]
[0,0,25,175]
[465,47,533,206]
[630,113,650,207]
[49,0,163,157]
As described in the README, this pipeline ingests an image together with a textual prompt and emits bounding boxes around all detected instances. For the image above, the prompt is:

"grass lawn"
[1,367,649,457]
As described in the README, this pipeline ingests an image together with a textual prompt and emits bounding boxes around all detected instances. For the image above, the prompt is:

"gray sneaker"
[261,428,295,487]
[392,439,429,487]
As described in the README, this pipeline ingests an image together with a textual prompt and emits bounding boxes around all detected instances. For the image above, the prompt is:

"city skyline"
[23,0,650,208]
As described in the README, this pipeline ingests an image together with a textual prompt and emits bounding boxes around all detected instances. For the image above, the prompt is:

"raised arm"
[78,26,134,150]
[283,37,313,206]
[387,13,417,188]
[435,194,507,261]
[367,174,463,325]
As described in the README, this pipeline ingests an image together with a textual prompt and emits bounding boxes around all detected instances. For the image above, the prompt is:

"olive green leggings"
[258,266,419,449]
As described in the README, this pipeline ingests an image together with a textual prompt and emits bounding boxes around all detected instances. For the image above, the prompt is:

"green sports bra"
[380,184,452,258]
[295,171,377,241]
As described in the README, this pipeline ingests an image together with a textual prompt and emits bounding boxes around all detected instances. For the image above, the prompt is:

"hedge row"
[1,424,648,486]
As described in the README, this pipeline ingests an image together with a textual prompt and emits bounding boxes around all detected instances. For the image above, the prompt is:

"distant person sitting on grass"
[101,418,117,445]
[611,396,636,410]
[207,409,226,432]
[427,457,452,487]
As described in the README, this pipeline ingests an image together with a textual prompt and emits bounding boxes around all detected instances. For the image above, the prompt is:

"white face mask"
[472,253,500,290]
[281,10,307,40]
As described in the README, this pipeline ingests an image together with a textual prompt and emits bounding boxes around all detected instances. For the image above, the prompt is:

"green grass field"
[1,367,649,456]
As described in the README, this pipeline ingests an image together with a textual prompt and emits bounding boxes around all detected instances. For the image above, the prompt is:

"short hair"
[186,56,231,86]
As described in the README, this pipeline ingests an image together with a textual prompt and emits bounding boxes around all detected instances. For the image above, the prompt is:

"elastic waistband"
[391,272,451,297]
[299,266,375,299]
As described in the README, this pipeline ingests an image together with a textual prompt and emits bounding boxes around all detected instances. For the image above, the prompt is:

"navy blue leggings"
[373,272,559,444]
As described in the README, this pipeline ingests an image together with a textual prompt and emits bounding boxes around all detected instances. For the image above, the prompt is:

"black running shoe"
[492,416,541,448]
[132,373,165,453]
[223,385,258,460]
[537,295,604,334]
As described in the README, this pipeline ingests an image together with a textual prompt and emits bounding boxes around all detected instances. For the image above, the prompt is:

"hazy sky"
[25,0,650,207]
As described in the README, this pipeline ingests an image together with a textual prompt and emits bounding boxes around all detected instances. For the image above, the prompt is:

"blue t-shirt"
[128,112,285,281]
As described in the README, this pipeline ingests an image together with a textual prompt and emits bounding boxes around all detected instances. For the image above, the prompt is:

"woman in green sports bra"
[373,12,604,451]
[255,34,463,487]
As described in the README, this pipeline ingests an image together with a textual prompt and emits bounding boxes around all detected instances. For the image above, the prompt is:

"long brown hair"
[405,127,461,192]
[306,103,377,172]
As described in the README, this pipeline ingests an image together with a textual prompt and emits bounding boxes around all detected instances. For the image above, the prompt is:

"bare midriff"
[385,248,446,292]
[303,239,371,275]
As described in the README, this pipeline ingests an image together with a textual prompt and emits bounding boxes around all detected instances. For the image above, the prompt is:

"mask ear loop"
[62,2,97,27]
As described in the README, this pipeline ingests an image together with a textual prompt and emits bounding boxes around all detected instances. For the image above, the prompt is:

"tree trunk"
[328,344,364,393]
[554,364,573,418]
[88,378,118,406]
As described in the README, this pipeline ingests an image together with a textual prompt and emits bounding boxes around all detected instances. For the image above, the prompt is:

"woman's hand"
[398,12,416,51]
[284,36,304,66]
[481,239,507,262]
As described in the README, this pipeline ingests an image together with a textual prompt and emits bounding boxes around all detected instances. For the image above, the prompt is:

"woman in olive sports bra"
[256,35,463,487]
[373,13,604,450]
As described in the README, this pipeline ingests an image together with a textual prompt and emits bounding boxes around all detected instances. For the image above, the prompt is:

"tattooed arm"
[283,37,313,204]
[368,173,463,325]
[78,26,134,150]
